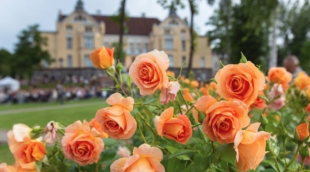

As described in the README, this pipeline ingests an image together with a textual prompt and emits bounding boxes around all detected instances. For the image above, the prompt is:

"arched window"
[74,15,86,21]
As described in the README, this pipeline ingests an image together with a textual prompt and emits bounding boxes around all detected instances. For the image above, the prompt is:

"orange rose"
[209,82,217,91]
[7,124,32,153]
[183,88,194,102]
[156,107,192,144]
[0,163,16,172]
[95,93,137,139]
[234,123,270,172]
[268,67,292,90]
[190,80,199,88]
[196,97,250,143]
[215,61,265,106]
[199,87,209,96]
[294,72,310,90]
[89,118,109,138]
[129,50,169,95]
[296,123,309,141]
[110,144,165,172]
[62,120,104,166]
[90,46,114,69]
[184,78,190,84]
[305,104,310,114]
[250,91,267,110]
[14,139,46,172]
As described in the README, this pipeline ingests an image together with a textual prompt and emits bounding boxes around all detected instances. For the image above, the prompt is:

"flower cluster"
[2,46,310,172]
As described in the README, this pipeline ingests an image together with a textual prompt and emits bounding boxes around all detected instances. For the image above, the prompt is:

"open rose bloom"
[2,50,308,171]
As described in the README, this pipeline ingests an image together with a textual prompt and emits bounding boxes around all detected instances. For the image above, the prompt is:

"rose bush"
[1,49,310,172]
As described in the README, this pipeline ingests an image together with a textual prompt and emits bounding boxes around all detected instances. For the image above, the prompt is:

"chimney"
[97,10,101,15]
[141,13,145,18]
[58,9,62,16]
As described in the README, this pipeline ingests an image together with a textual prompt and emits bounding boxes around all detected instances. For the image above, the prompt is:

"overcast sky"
[0,0,215,52]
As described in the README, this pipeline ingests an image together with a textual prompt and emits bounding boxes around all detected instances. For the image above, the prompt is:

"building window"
[67,55,72,67]
[164,29,170,35]
[169,19,178,25]
[84,36,94,48]
[59,58,63,68]
[85,26,92,32]
[137,43,142,53]
[181,29,186,33]
[66,25,73,30]
[165,38,173,50]
[182,56,186,65]
[144,43,149,52]
[168,55,174,67]
[182,40,186,51]
[130,43,134,54]
[67,36,72,49]
[75,15,86,21]
[84,54,92,67]
[200,57,205,67]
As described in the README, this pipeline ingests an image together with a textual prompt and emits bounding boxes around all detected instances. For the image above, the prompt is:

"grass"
[0,98,104,111]
[0,102,108,130]
[0,99,109,164]
[0,144,14,164]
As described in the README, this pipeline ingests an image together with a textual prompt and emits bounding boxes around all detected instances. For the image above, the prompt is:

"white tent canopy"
[0,77,20,92]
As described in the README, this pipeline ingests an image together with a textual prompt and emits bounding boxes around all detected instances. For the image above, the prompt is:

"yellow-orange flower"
[294,72,310,90]
[110,144,165,172]
[182,88,194,102]
[14,139,46,172]
[190,80,199,88]
[95,93,137,139]
[296,123,309,141]
[209,82,217,91]
[196,96,250,143]
[250,91,267,110]
[199,87,209,96]
[7,124,32,153]
[0,163,16,172]
[234,123,270,172]
[62,120,104,166]
[90,46,114,69]
[215,61,265,106]
[156,107,192,144]
[268,67,292,90]
[129,50,169,95]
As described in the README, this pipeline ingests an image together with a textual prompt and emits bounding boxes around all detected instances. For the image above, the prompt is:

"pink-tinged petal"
[106,93,123,106]
[123,154,140,170]
[7,130,22,153]
[160,87,169,104]
[133,144,163,161]
[12,124,31,142]
[147,158,166,172]
[156,108,174,136]
[169,81,180,95]
[65,120,84,133]
[150,49,170,70]
[234,130,243,161]
[110,158,127,172]
[245,123,261,133]
[120,97,134,112]
[195,96,217,114]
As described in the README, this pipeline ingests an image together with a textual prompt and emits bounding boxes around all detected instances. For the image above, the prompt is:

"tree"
[12,24,52,78]
[158,0,203,77]
[110,0,129,65]
[0,49,13,77]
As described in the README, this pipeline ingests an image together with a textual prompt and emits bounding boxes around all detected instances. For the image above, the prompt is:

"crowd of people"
[0,85,110,104]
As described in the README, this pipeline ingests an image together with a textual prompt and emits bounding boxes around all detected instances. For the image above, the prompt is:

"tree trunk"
[187,0,195,77]
[117,0,126,65]
[269,7,278,69]
[224,0,231,63]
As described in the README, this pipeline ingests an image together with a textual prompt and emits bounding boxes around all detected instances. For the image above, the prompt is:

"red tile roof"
[58,14,161,36]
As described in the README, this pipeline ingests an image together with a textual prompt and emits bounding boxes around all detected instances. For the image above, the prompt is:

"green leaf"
[166,150,196,160]
[105,66,116,77]
[100,149,117,162]
[209,78,217,84]
[35,161,42,172]
[240,52,247,63]
[145,98,157,104]
[215,144,236,165]
[126,75,132,87]
[166,146,191,161]
[103,138,118,146]
[267,139,280,156]
[42,155,49,166]
[258,95,269,103]
[262,160,284,172]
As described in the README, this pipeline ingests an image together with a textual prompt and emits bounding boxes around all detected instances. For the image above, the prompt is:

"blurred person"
[56,83,65,105]
[283,55,305,78]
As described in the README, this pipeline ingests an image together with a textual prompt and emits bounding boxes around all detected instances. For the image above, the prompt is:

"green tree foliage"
[277,0,310,73]
[0,49,13,77]
[12,24,52,78]
[207,0,278,70]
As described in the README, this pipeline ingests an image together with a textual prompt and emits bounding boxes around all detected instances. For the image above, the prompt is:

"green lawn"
[0,100,108,164]
[0,98,104,111]
[0,144,14,164]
